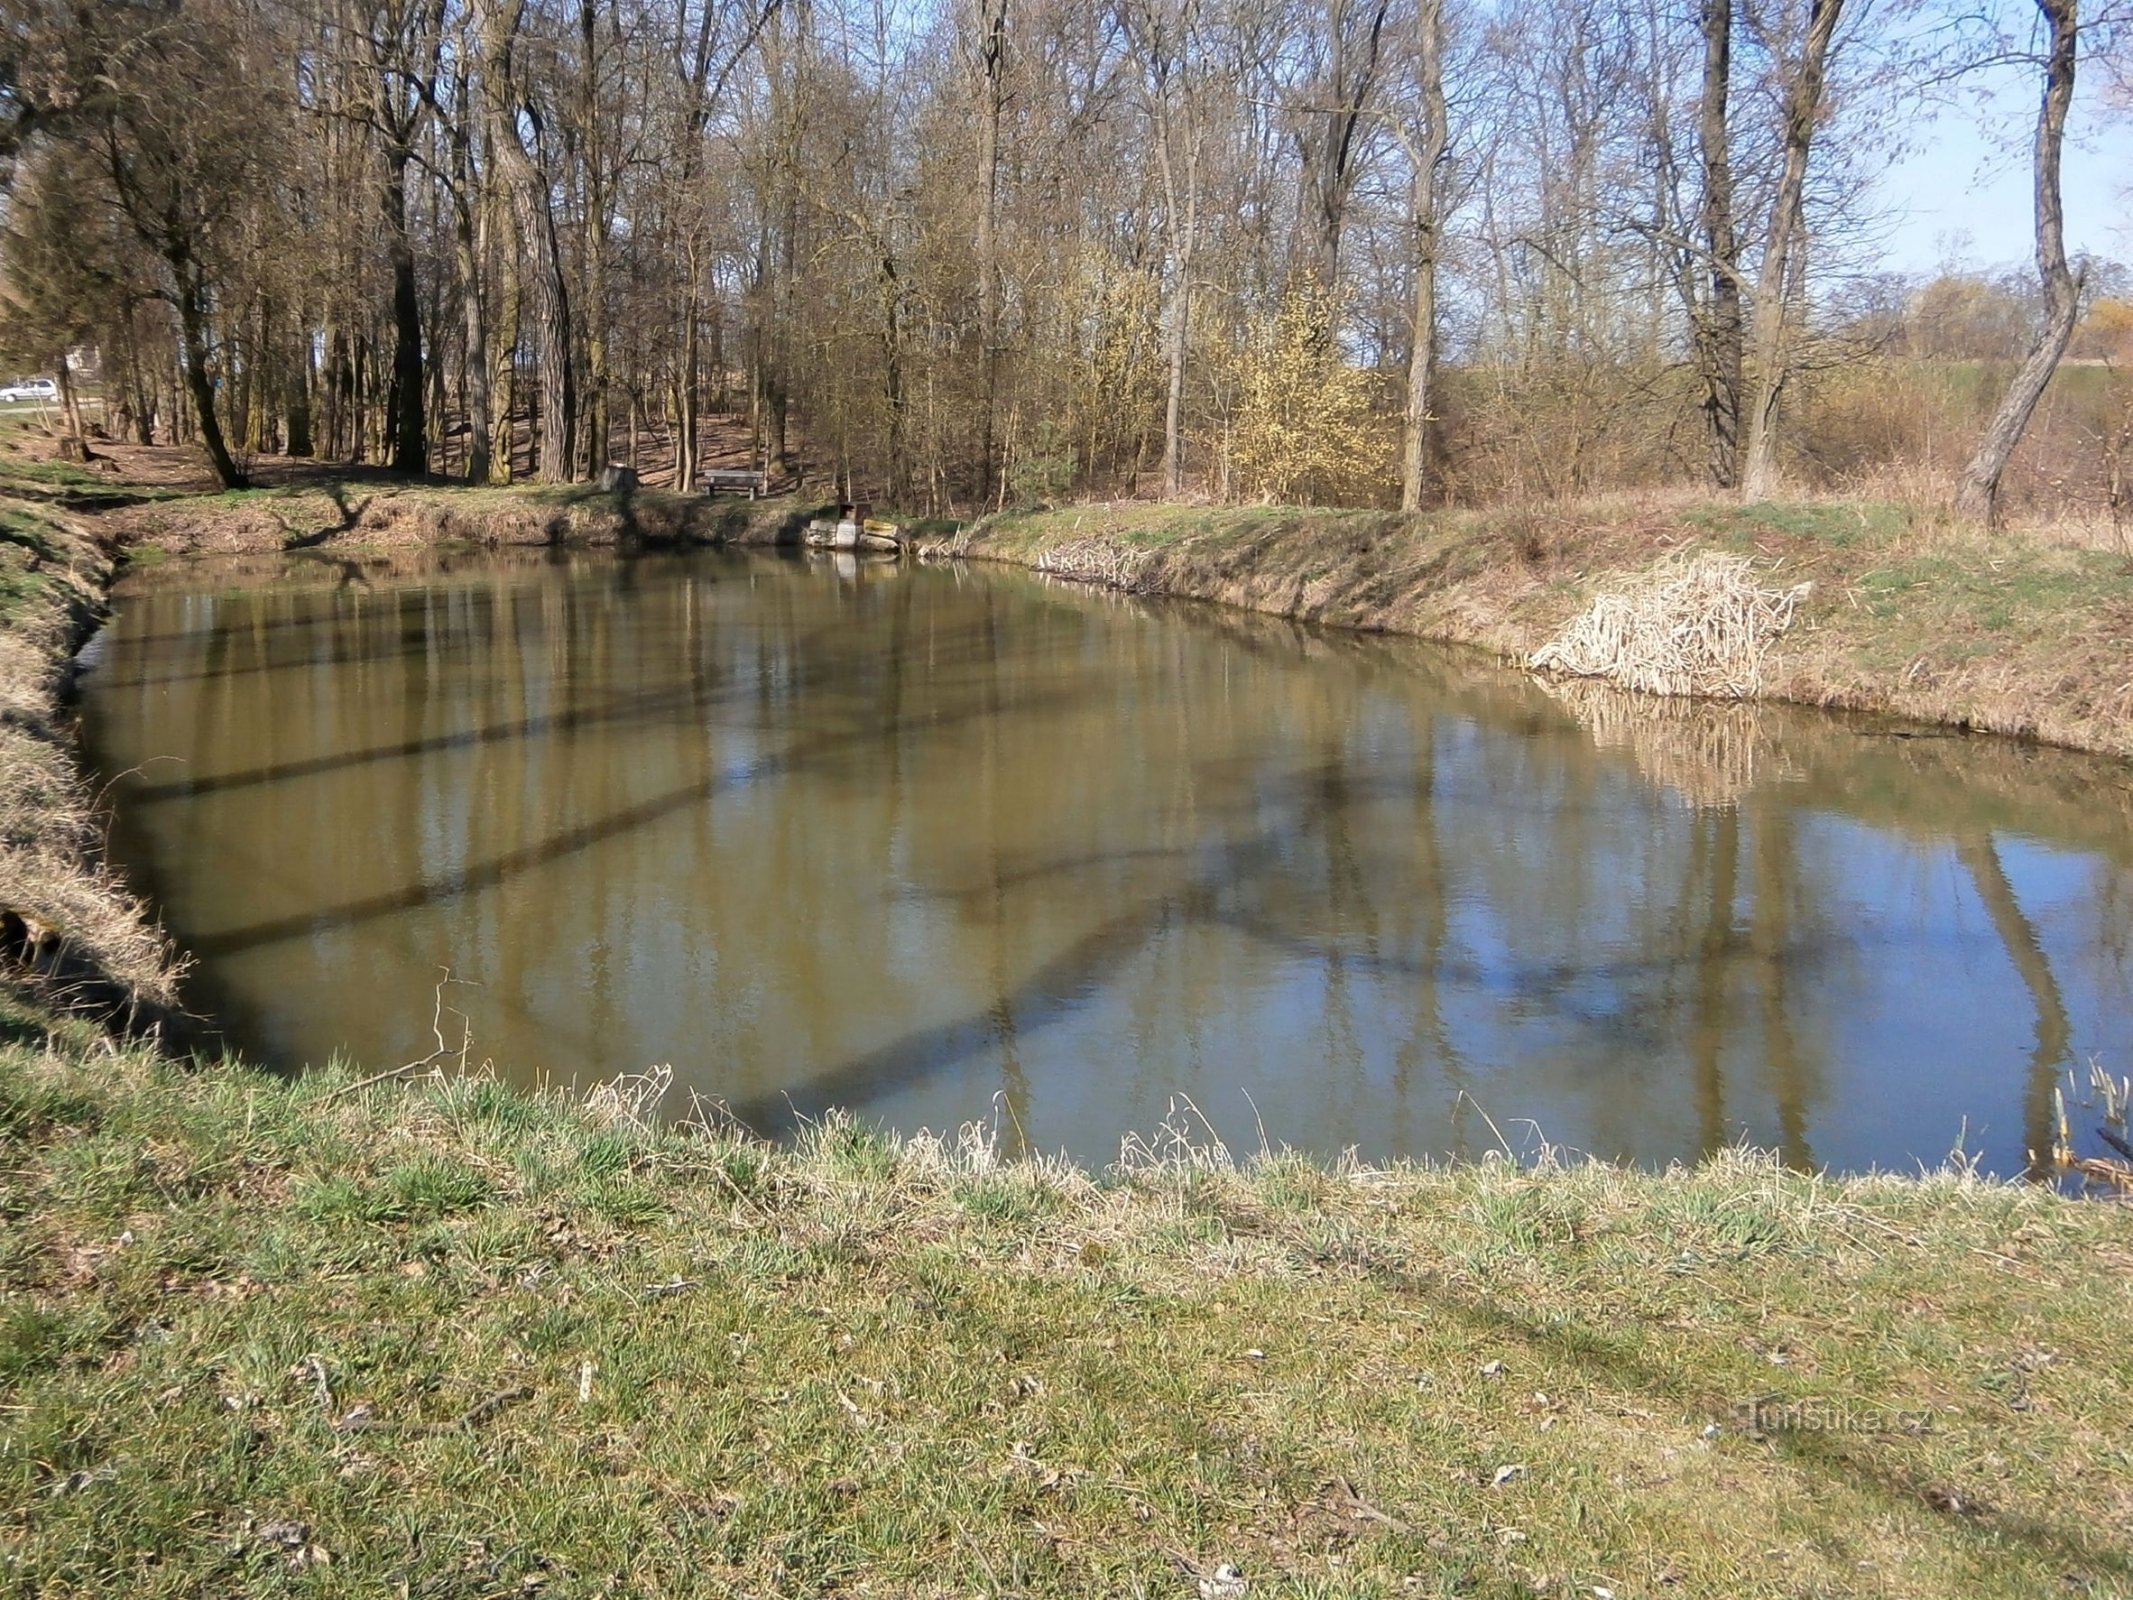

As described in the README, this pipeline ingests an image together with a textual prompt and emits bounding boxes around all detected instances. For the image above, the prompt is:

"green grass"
[1684,500,1915,551]
[2,1040,2129,1598]
[0,491,76,627]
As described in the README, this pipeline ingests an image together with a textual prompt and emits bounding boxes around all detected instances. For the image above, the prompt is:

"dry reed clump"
[1032,537,1158,594]
[1529,550,1812,699]
[584,1063,675,1132]
[1541,677,1789,810]
[2051,1059,2133,1194]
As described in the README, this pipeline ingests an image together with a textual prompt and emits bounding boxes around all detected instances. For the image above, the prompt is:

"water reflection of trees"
[84,553,2133,1174]
[1542,674,2128,1171]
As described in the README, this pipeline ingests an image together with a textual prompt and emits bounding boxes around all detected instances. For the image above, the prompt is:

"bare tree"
[1958,0,2084,527]
[1119,0,1207,499]
[960,0,1010,499]
[1738,0,1845,501]
[1694,0,1743,488]
[91,4,269,488]
[484,0,576,482]
[349,0,446,475]
[1398,0,1448,511]
[435,24,496,483]
[1294,0,1392,291]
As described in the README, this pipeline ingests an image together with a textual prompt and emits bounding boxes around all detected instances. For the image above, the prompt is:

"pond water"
[79,546,2133,1176]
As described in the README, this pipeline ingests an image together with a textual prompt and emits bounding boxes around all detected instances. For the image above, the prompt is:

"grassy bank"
[5,1041,2132,1598]
[0,458,177,1041]
[942,498,2133,760]
[86,477,823,558]
[0,430,819,560]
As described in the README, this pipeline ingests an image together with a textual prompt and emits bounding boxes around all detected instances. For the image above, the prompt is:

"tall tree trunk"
[286,308,315,456]
[528,203,575,482]
[879,247,906,504]
[1126,3,1201,501]
[1695,0,1743,490]
[246,294,274,454]
[969,0,1007,502]
[1739,0,1843,501]
[53,359,88,458]
[120,314,155,444]
[455,215,492,482]
[1161,273,1189,497]
[384,146,427,475]
[321,319,344,459]
[232,299,258,455]
[747,214,771,468]
[1958,0,2082,528]
[480,0,572,479]
[578,0,609,476]
[452,90,493,483]
[707,297,724,410]
[1398,0,1446,513]
[491,207,521,483]
[1298,0,1391,292]
[490,130,574,480]
[772,173,799,470]
[426,264,448,470]
[1153,121,1196,497]
[679,275,700,490]
[171,256,246,488]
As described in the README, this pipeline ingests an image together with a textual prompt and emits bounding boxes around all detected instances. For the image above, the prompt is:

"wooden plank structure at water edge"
[805,503,905,550]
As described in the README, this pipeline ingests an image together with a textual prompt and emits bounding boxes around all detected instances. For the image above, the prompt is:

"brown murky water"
[80,546,2133,1174]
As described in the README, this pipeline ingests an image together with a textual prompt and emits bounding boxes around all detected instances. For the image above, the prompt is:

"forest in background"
[0,0,2128,527]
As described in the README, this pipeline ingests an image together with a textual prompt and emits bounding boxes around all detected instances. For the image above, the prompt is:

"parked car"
[0,378,58,404]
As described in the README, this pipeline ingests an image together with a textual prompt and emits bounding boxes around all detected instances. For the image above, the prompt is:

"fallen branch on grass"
[335,1385,535,1437]
[321,970,474,1102]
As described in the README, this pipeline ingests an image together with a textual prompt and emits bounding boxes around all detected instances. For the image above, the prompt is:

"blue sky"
[1870,74,2129,276]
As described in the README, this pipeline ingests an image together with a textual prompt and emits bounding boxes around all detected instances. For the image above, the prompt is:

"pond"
[79,546,2133,1176]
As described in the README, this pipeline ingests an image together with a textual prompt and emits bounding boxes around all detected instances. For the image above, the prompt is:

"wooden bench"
[701,468,770,500]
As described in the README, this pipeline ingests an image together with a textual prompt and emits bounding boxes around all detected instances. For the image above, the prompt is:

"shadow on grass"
[1339,1251,2133,1589]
